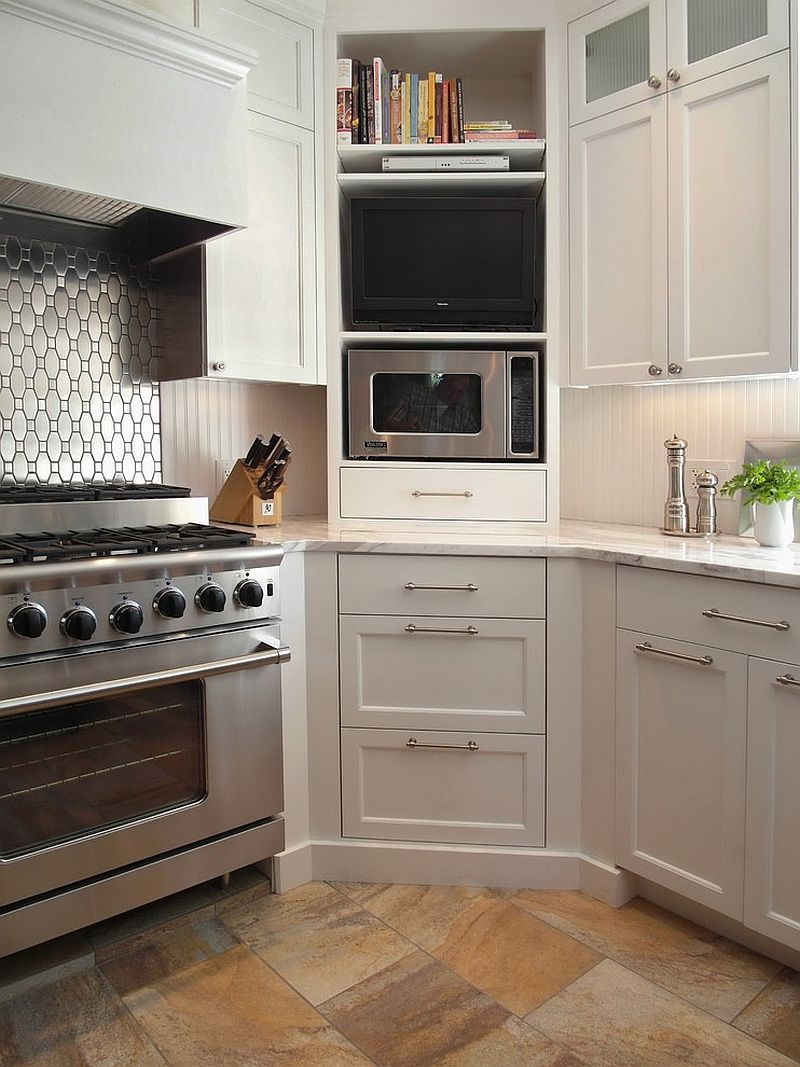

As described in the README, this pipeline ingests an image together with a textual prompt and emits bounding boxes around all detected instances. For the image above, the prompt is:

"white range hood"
[0,0,256,254]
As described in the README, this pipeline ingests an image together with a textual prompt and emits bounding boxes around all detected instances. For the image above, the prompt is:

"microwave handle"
[0,643,291,719]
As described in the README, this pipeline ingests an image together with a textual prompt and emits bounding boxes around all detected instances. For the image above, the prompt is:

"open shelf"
[337,140,546,174]
[337,170,545,199]
[341,330,547,345]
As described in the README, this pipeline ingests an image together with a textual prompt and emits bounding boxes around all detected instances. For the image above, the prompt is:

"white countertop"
[245,517,800,588]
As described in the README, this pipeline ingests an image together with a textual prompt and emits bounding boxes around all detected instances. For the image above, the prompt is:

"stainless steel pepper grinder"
[695,469,719,535]
[663,434,689,533]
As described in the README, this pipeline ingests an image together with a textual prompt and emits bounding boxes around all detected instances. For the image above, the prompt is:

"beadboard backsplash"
[0,233,160,483]
[160,378,327,515]
[561,378,800,529]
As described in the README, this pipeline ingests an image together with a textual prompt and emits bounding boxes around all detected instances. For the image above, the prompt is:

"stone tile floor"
[1,871,799,1065]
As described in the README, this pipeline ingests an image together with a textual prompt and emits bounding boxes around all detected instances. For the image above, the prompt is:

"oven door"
[0,623,287,908]
[348,349,507,460]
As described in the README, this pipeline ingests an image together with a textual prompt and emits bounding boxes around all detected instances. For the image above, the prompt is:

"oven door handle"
[0,643,292,718]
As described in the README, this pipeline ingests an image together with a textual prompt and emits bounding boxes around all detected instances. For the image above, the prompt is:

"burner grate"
[0,524,253,563]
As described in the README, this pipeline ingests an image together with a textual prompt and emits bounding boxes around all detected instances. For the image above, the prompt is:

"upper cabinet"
[568,0,791,386]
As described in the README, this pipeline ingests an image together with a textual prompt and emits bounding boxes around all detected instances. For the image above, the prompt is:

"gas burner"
[0,524,252,564]
[0,482,192,504]
[127,524,253,554]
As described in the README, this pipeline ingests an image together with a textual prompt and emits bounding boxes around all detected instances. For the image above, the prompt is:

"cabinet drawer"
[340,615,545,733]
[341,728,545,846]
[340,467,547,522]
[339,555,545,618]
[617,566,800,660]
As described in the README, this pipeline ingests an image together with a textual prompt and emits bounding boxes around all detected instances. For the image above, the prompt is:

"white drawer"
[340,615,545,733]
[340,466,547,522]
[341,728,545,846]
[617,566,800,661]
[339,555,545,619]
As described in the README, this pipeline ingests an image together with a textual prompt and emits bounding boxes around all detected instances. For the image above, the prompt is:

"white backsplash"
[160,378,327,515]
[560,377,800,529]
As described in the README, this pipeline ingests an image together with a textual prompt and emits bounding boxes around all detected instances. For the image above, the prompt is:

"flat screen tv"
[350,197,536,329]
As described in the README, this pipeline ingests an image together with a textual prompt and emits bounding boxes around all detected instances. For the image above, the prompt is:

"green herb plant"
[720,459,800,506]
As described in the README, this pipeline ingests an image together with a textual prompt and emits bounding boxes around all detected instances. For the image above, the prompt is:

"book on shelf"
[389,70,401,144]
[336,58,353,146]
[465,130,537,140]
[372,58,386,144]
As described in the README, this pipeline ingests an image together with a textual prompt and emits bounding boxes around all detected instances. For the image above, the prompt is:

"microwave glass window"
[372,373,482,435]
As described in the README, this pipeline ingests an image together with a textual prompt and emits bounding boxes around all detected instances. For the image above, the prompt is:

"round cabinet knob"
[8,603,48,639]
[212,362,226,372]
[648,364,663,377]
[667,67,681,82]
[61,606,97,642]
[647,73,662,89]
[110,601,144,635]
[234,579,264,608]
[153,588,187,619]
[196,583,226,613]
[668,362,683,375]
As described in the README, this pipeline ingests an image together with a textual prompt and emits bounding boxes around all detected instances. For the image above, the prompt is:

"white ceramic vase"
[753,499,795,548]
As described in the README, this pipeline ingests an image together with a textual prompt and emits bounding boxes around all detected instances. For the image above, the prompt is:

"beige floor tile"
[0,931,93,1004]
[734,966,800,1063]
[431,894,601,1016]
[0,968,163,1066]
[119,943,371,1066]
[218,879,415,1004]
[512,889,781,1021]
[528,957,795,1066]
[100,913,239,996]
[331,881,496,951]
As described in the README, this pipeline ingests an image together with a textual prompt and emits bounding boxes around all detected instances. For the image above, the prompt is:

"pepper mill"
[695,469,718,535]
[663,434,689,533]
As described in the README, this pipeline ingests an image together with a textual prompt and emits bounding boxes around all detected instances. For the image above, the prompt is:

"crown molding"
[0,0,257,87]
[263,0,326,24]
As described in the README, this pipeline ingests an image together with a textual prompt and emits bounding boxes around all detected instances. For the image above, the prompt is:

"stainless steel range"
[0,484,288,957]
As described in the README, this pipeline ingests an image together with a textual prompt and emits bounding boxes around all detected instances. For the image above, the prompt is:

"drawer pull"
[406,737,479,751]
[776,674,800,688]
[404,582,479,592]
[701,608,790,632]
[405,624,479,636]
[411,490,474,498]
[635,641,713,666]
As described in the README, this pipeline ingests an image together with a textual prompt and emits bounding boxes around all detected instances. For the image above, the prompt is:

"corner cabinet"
[568,0,791,385]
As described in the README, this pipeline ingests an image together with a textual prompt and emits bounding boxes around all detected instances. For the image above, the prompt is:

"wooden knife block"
[210,459,285,527]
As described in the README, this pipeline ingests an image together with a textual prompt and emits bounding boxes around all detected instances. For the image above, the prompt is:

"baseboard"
[272,843,314,893]
[579,856,637,907]
[309,839,582,888]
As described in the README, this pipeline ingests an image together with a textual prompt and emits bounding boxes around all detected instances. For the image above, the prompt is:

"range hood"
[0,0,256,262]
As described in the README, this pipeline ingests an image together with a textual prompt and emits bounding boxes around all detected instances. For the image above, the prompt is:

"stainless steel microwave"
[347,349,541,461]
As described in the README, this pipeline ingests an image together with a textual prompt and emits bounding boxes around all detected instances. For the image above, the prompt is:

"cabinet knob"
[647,74,662,89]
[212,362,226,372]
[668,362,683,375]
[667,67,681,82]
[647,364,663,377]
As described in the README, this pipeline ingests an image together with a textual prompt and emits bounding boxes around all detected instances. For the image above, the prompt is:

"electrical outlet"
[215,459,235,493]
[686,460,734,497]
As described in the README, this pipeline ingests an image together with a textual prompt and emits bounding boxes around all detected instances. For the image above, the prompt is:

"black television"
[349,197,537,329]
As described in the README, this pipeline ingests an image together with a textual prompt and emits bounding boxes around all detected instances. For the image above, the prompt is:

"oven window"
[0,682,205,858]
[372,373,482,435]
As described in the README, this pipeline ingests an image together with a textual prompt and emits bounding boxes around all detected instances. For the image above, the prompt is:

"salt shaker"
[695,469,718,535]
[663,434,689,533]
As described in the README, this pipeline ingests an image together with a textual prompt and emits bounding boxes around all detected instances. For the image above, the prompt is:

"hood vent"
[0,175,140,228]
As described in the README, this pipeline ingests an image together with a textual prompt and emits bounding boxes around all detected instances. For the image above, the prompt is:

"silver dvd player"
[382,155,510,172]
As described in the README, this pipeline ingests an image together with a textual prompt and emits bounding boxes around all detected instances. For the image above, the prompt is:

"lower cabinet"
[341,728,545,846]
[615,629,747,919]
[745,658,800,951]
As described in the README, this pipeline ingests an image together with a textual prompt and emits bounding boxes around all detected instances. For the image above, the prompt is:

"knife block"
[210,460,285,527]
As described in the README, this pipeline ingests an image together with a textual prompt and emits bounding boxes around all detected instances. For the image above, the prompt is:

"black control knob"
[153,588,186,619]
[110,601,144,635]
[234,579,264,608]
[196,583,226,613]
[61,606,97,642]
[8,603,47,639]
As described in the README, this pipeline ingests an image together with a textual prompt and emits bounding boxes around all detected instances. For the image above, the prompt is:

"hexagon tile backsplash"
[0,233,160,484]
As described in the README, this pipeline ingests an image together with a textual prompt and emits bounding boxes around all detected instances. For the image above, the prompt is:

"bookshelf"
[337,170,545,199]
[337,140,546,173]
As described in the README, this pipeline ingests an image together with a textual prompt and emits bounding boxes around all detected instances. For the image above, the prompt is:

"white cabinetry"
[569,0,791,385]
[338,554,547,847]
[195,0,322,384]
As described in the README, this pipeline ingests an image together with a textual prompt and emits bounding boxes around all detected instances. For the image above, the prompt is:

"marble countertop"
[244,517,800,587]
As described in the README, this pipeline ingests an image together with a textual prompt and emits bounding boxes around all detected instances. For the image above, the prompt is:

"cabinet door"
[340,615,545,734]
[667,0,789,89]
[205,114,317,383]
[616,630,747,918]
[199,0,314,129]
[745,659,800,951]
[667,52,790,379]
[568,0,667,125]
[569,98,668,385]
